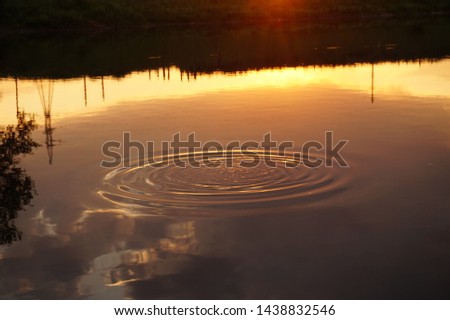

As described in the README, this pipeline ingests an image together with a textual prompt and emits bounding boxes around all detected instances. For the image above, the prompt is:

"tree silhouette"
[0,112,39,246]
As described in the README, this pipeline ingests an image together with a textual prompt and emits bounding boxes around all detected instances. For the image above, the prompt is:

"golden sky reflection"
[1,58,450,299]
[1,59,449,126]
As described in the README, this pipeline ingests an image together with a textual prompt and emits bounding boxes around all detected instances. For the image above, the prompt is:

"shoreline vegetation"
[1,0,450,31]
[2,18,450,79]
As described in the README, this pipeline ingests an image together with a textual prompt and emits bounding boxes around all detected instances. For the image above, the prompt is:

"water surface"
[1,22,450,299]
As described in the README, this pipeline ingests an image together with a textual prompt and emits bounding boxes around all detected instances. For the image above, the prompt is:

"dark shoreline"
[2,16,450,80]
[2,0,450,34]
[2,11,450,35]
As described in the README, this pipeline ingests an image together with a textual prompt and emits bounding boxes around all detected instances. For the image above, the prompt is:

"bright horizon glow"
[1,59,449,126]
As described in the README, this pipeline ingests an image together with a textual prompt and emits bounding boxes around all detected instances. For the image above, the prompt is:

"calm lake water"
[1,21,450,299]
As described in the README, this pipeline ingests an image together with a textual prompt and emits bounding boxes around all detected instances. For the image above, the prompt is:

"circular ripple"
[98,150,349,213]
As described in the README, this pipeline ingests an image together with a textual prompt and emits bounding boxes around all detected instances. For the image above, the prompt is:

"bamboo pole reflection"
[83,75,87,107]
[37,80,61,165]
[371,63,375,104]
[102,76,105,101]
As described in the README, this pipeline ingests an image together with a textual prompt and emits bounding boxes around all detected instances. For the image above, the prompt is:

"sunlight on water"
[1,60,450,126]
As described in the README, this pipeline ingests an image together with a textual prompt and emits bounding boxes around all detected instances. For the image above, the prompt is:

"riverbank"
[2,18,450,79]
[1,0,450,31]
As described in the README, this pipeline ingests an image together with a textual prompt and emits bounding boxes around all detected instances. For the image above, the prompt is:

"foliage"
[0,112,39,245]
[1,0,450,29]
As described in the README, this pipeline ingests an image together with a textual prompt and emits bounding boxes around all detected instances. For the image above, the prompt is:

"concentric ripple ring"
[98,150,349,214]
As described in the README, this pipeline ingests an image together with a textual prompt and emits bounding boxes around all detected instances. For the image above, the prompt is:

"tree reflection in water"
[0,111,39,246]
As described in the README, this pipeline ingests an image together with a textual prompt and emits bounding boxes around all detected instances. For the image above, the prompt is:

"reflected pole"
[37,79,57,165]
[101,76,105,101]
[84,76,87,107]
[371,63,375,104]
[15,77,19,117]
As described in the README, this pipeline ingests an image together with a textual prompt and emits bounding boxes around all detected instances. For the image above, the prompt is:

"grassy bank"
[1,0,450,30]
